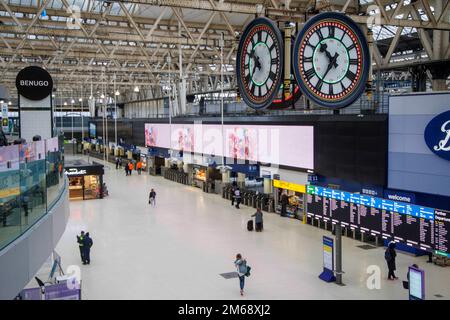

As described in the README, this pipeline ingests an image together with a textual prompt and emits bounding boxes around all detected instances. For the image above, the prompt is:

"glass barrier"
[0,135,66,251]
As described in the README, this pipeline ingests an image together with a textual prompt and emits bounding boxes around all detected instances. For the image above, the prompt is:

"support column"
[263,177,272,194]
[428,62,450,91]
[237,172,246,189]
[409,65,427,92]
[335,224,343,285]
[222,171,230,184]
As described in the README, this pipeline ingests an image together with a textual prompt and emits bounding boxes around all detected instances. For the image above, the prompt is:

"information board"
[408,267,425,300]
[306,185,446,254]
[434,210,450,256]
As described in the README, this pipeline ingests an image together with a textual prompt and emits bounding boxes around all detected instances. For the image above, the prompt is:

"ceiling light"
[100,94,105,99]
[134,86,139,92]
[8,101,12,105]
[0,100,3,104]
[52,94,55,98]
[71,99,75,104]
[79,98,82,102]
[64,102,67,106]
[115,90,120,96]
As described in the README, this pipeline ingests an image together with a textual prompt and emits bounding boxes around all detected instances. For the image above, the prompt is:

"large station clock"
[236,17,284,110]
[293,12,370,108]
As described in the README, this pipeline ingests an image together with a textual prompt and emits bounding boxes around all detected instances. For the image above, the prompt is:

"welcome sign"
[424,110,450,162]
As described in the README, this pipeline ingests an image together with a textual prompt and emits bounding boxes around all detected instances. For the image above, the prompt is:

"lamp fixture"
[100,93,105,99]
[115,90,120,96]
[134,86,139,92]
[71,99,75,104]
[79,98,82,102]
[8,101,12,105]
[64,102,67,106]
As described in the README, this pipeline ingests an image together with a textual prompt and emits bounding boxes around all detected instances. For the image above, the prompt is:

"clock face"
[236,17,283,109]
[293,12,370,108]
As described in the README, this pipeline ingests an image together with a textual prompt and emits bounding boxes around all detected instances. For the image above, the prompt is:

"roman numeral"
[317,28,324,41]
[258,85,262,97]
[304,56,313,63]
[328,26,335,38]
[347,43,356,51]
[271,57,278,65]
[346,70,356,82]
[349,58,358,65]
[306,42,315,49]
[245,73,251,85]
[253,84,259,96]
[269,71,277,81]
[316,79,323,92]
[266,83,270,92]
[304,68,315,81]
[340,82,346,92]
[269,43,275,52]
[257,30,262,43]
[329,83,334,95]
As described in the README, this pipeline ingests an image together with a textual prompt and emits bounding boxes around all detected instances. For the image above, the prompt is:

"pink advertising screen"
[144,123,314,169]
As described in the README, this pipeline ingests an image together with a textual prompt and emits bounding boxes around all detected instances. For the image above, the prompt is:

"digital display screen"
[306,185,441,253]
[408,267,424,300]
[144,123,314,169]
[434,210,450,255]
[89,123,96,139]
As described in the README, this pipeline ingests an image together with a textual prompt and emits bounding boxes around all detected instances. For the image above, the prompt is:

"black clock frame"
[236,17,284,110]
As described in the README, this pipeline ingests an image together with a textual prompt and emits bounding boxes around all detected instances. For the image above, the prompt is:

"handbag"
[245,265,251,277]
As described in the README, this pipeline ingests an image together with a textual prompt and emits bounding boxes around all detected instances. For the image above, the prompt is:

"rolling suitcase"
[247,220,253,231]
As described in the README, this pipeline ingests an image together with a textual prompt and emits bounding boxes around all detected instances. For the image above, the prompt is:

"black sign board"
[16,66,53,100]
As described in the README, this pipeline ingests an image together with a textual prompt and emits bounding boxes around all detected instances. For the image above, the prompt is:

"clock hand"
[320,43,339,68]
[321,52,339,80]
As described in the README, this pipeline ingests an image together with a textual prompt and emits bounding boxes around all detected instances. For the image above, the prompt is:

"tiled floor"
[41,156,450,300]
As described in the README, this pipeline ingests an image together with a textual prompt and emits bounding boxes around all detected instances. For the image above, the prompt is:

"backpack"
[384,249,391,262]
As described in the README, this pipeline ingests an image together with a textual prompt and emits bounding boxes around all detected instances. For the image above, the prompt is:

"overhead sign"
[16,66,53,101]
[273,179,306,193]
[424,110,450,162]
[64,168,87,176]
[383,189,415,204]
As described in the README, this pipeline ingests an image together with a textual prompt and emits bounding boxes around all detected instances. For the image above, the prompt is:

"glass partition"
[0,135,66,251]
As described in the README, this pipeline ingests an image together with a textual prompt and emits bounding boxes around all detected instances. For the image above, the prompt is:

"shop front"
[65,160,104,200]
[273,179,306,219]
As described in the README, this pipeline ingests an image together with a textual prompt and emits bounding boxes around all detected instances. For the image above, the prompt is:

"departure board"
[306,193,329,219]
[306,185,441,253]
[330,199,350,226]
[434,210,450,255]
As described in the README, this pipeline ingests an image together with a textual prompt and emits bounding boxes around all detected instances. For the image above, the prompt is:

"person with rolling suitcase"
[251,208,263,232]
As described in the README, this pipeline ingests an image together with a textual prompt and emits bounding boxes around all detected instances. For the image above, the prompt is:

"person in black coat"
[83,232,93,265]
[385,242,398,280]
[280,191,289,217]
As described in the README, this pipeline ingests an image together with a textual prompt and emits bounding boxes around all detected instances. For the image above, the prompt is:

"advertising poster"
[0,145,20,199]
[46,136,59,153]
[0,145,19,172]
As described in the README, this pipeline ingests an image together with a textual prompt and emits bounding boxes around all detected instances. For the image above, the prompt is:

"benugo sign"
[15,66,53,101]
[273,179,306,193]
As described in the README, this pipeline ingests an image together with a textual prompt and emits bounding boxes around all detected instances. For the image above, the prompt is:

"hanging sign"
[16,66,53,101]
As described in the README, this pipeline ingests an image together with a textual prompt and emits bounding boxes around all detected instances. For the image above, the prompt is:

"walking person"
[83,232,93,265]
[128,161,134,175]
[234,253,249,296]
[149,188,156,207]
[234,187,241,209]
[115,156,120,170]
[252,208,263,232]
[124,162,129,176]
[137,160,143,175]
[76,231,86,264]
[230,184,236,206]
[280,190,289,217]
[385,241,398,280]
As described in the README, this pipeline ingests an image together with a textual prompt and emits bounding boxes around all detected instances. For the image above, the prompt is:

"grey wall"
[0,184,70,300]
[388,92,450,197]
